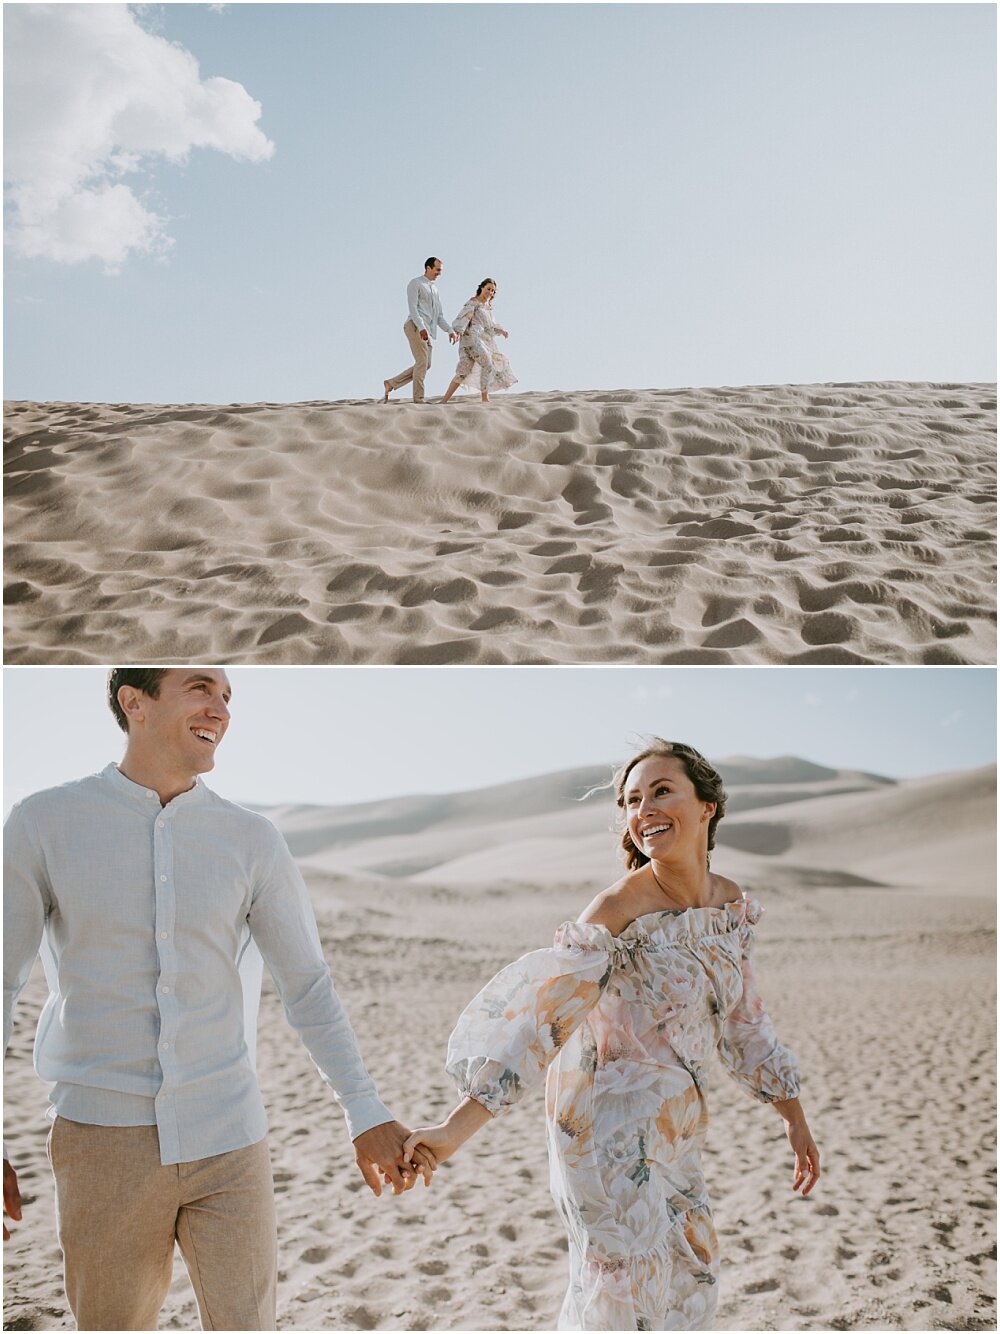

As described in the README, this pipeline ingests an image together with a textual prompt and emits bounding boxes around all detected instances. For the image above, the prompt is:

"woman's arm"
[402,1096,493,1166]
[773,1096,820,1195]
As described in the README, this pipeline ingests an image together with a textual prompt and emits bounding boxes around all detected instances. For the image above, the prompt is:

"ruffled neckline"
[556,896,762,955]
[620,896,761,945]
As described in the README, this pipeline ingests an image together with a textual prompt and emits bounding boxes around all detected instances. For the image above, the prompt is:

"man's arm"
[406,278,428,334]
[247,826,420,1194]
[3,802,51,1238]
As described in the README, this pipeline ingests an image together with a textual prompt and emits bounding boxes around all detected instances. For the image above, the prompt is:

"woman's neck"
[647,857,714,910]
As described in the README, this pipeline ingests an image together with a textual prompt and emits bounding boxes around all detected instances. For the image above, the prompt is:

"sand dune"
[3,758,995,1331]
[262,757,994,896]
[4,382,996,664]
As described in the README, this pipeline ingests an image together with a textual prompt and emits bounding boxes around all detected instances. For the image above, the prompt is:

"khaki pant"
[48,1118,277,1331]
[386,318,433,401]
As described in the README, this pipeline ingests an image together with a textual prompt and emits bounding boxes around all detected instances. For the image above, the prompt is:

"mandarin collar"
[102,761,206,812]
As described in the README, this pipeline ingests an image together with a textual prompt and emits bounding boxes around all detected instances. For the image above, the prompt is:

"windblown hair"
[107,668,169,733]
[613,739,728,870]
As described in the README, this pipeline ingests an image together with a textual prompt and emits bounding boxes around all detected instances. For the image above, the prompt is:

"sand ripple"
[4,383,995,663]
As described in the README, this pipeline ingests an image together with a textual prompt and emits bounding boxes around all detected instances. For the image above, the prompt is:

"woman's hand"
[402,1096,494,1170]
[403,1122,465,1167]
[786,1118,820,1196]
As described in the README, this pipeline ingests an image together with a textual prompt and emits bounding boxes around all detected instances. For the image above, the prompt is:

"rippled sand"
[4,382,996,663]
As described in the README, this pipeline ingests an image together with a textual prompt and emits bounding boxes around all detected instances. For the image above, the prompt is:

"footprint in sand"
[342,1304,380,1329]
[745,1278,779,1294]
[300,1245,332,1264]
[417,1261,447,1276]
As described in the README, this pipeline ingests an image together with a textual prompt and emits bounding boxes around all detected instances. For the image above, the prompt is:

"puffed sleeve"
[452,299,477,336]
[716,913,800,1104]
[446,921,614,1116]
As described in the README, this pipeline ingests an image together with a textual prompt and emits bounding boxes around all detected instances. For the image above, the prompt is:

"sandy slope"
[3,761,995,1331]
[4,382,996,664]
[268,758,996,898]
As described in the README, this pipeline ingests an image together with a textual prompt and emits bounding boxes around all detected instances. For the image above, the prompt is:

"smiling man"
[2,667,428,1331]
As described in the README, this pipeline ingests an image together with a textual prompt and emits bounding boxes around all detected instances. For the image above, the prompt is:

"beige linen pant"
[48,1118,277,1331]
[386,318,433,401]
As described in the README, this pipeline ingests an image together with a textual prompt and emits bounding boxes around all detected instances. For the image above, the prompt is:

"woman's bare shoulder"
[579,870,646,936]
[711,871,744,903]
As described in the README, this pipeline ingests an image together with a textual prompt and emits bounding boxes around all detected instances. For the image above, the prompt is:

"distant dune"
[4,382,995,663]
[262,757,996,896]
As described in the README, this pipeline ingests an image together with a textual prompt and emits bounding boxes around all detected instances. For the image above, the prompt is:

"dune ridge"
[256,757,995,896]
[4,382,995,663]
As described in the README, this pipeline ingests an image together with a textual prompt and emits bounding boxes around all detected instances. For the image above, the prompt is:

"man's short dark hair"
[424,256,440,271]
[107,669,169,733]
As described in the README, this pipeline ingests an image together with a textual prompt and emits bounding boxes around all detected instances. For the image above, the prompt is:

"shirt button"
[161,986,170,994]
[160,932,169,940]
[157,820,165,829]
[159,875,167,882]
[146,791,156,800]
[161,1042,170,1050]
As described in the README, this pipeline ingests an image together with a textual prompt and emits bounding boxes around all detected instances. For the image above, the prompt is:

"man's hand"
[448,331,459,344]
[419,329,430,342]
[353,1121,435,1197]
[3,1160,22,1241]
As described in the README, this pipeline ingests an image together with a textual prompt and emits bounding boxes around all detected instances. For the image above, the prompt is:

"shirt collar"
[102,761,207,811]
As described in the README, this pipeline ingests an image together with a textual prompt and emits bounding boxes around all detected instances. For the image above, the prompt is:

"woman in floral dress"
[441,278,517,403]
[404,740,820,1332]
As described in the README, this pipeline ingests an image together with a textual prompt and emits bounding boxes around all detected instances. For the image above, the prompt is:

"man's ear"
[702,802,717,822]
[117,686,147,728]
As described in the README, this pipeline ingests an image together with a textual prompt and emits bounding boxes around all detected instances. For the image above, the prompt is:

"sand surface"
[3,760,995,1331]
[4,383,996,664]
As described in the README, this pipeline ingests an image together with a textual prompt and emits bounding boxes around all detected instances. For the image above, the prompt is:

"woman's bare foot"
[382,381,393,403]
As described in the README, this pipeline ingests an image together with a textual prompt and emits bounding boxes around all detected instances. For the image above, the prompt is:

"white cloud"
[4,4,274,269]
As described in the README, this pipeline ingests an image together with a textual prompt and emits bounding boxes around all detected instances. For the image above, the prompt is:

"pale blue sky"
[3,666,994,811]
[4,3,995,403]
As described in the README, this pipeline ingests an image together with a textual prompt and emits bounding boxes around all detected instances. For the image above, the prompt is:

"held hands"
[402,1121,465,1169]
[402,1097,494,1171]
[448,331,459,344]
[3,1160,22,1241]
[786,1118,821,1197]
[353,1120,436,1197]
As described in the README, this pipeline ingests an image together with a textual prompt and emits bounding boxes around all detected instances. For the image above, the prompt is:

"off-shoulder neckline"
[618,896,752,939]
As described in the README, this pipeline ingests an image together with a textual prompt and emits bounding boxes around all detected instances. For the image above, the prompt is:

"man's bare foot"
[382,381,393,403]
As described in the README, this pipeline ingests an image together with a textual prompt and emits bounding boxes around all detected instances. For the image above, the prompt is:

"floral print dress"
[452,299,518,392]
[446,897,800,1331]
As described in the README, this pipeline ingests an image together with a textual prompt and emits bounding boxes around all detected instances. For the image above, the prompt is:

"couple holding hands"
[3,668,818,1332]
[382,255,518,404]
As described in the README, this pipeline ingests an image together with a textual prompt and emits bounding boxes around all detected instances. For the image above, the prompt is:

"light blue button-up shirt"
[406,274,453,339]
[3,765,392,1166]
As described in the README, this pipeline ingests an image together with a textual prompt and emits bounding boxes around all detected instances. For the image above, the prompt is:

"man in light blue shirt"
[3,668,433,1330]
[383,255,459,403]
